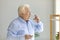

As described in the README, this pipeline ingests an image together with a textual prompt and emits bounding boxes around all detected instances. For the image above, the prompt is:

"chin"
[25,18,29,20]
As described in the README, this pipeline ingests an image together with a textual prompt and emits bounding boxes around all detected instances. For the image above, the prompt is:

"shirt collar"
[18,17,29,23]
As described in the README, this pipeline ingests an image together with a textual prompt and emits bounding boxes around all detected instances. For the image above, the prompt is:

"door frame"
[50,14,60,40]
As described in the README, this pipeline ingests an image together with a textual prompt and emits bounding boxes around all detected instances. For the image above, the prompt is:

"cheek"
[22,13,30,18]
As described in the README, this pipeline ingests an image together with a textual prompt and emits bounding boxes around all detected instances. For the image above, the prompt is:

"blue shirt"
[7,17,43,40]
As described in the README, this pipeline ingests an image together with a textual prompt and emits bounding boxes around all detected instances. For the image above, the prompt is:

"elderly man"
[7,4,43,40]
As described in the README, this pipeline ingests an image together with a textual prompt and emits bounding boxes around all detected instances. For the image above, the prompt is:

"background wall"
[0,0,54,40]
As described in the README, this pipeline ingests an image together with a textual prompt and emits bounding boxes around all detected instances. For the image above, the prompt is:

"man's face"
[19,7,31,21]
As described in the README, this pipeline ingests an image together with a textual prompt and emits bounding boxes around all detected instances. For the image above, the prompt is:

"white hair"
[18,4,30,13]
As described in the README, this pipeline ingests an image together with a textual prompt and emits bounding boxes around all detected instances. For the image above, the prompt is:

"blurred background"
[0,0,60,40]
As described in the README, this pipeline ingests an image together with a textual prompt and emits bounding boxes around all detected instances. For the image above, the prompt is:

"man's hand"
[33,15,40,23]
[25,35,33,40]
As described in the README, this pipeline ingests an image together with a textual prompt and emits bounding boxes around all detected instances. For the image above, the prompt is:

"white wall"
[56,0,60,14]
[0,0,54,40]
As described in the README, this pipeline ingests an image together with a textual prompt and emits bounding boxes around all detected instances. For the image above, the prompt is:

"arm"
[33,15,44,33]
[34,21,43,33]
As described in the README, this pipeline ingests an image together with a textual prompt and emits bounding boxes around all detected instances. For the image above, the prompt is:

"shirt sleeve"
[30,20,43,33]
[7,22,25,37]
[34,21,43,33]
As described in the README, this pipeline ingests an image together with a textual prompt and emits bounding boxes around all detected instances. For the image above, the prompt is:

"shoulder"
[8,17,20,28]
[10,17,21,25]
[29,19,36,25]
[29,19,43,25]
[29,19,34,23]
[8,17,20,30]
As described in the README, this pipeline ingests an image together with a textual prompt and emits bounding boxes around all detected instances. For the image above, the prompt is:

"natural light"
[56,0,60,33]
[56,0,60,14]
